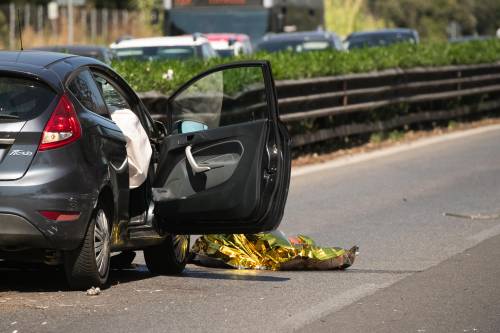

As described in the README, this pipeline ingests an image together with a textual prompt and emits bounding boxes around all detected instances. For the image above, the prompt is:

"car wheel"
[64,204,111,290]
[144,234,189,275]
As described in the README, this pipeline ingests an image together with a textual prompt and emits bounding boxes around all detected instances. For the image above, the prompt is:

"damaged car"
[0,51,291,289]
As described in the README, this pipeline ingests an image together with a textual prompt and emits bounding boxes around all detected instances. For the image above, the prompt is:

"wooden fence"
[0,3,148,49]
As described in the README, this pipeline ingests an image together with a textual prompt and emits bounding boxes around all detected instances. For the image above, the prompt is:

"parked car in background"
[345,28,419,50]
[256,30,344,53]
[0,51,291,289]
[205,33,253,58]
[449,35,495,43]
[110,35,218,61]
[29,45,115,64]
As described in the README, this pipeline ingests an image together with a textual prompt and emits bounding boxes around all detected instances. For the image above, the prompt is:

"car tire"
[144,234,189,275]
[64,204,111,290]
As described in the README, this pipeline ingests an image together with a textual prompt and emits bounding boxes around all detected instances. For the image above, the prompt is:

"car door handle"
[185,145,211,174]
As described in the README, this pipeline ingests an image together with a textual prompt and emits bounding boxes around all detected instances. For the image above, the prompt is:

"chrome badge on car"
[9,149,34,156]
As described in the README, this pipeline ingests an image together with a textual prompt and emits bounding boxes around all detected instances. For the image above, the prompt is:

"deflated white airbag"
[111,109,152,189]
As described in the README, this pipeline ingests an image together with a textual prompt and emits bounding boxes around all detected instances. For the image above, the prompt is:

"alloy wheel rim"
[94,209,110,277]
[173,235,189,263]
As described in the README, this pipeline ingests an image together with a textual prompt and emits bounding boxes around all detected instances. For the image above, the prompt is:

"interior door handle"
[185,145,211,174]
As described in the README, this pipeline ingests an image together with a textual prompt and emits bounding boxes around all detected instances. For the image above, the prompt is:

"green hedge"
[112,39,500,95]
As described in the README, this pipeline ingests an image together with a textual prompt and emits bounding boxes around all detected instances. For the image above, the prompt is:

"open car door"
[152,61,291,234]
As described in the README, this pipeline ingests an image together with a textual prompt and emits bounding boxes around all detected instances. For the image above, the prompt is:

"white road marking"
[468,223,500,243]
[281,124,500,331]
[292,124,500,178]
[278,281,398,332]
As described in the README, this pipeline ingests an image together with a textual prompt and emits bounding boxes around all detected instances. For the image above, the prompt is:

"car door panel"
[153,119,268,222]
[163,140,243,194]
[153,61,290,234]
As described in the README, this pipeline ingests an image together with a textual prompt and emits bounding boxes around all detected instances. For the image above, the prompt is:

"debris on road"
[86,287,101,296]
[444,212,500,220]
[190,231,358,271]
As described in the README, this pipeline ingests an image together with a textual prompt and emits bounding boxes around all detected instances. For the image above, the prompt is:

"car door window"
[170,66,268,131]
[154,62,290,234]
[93,74,131,113]
[68,69,108,117]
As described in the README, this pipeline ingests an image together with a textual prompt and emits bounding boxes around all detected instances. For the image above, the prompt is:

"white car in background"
[110,35,218,61]
[205,33,253,58]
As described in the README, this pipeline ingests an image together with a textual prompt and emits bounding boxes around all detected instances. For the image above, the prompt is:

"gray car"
[0,51,291,289]
[345,28,420,50]
[256,31,345,53]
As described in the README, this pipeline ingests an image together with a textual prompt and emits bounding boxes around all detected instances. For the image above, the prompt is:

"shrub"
[112,39,500,95]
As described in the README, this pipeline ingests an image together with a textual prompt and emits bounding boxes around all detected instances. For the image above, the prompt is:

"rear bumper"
[0,213,51,249]
[0,148,100,251]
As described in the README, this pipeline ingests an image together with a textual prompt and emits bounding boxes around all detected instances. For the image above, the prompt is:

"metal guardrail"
[140,63,500,148]
[276,63,500,146]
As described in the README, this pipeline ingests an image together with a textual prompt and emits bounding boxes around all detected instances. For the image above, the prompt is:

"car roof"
[111,36,208,49]
[347,28,417,38]
[31,45,108,52]
[261,31,339,42]
[204,33,250,42]
[0,51,107,92]
[0,50,75,68]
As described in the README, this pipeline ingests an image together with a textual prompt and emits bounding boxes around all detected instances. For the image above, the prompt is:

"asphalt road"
[2,125,500,333]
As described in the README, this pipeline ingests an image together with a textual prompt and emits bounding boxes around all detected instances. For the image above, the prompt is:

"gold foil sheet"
[191,231,358,271]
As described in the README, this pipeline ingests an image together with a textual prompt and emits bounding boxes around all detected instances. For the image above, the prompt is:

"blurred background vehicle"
[449,35,496,43]
[205,33,253,58]
[344,28,419,50]
[162,0,324,42]
[1,1,499,52]
[256,30,344,53]
[110,35,217,61]
[29,45,114,64]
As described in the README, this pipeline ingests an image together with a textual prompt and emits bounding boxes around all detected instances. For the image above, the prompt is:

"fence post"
[68,0,74,45]
[342,80,348,106]
[122,10,128,33]
[81,8,87,42]
[37,5,43,33]
[9,3,15,49]
[102,8,108,41]
[112,9,118,39]
[90,8,97,42]
[24,3,30,30]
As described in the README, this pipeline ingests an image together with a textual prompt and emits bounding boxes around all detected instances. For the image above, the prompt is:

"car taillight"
[38,94,81,151]
[39,210,81,222]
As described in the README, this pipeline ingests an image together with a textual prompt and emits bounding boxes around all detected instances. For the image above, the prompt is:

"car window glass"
[68,69,108,117]
[0,76,56,121]
[115,46,195,61]
[170,66,268,131]
[301,41,330,51]
[93,75,131,113]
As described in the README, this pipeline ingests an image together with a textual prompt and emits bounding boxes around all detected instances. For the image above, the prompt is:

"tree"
[324,0,386,36]
[473,0,500,35]
[368,0,477,40]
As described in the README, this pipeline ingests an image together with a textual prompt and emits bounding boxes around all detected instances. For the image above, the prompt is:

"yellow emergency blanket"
[190,231,358,271]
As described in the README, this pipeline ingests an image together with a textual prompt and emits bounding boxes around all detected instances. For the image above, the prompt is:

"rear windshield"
[216,49,235,58]
[0,76,56,121]
[257,39,332,53]
[347,32,416,49]
[115,46,196,61]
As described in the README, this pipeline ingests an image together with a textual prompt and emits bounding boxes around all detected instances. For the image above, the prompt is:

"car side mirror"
[176,120,208,134]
